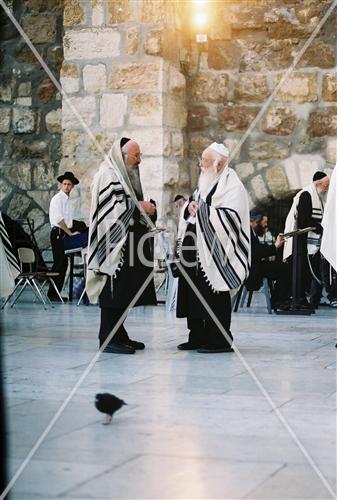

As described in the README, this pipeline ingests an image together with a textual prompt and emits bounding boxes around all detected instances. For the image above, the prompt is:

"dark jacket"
[245,228,276,291]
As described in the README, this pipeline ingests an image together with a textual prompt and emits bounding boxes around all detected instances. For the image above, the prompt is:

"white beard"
[198,168,219,197]
[126,165,143,198]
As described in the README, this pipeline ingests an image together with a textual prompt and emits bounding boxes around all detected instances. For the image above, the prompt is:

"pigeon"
[95,393,127,425]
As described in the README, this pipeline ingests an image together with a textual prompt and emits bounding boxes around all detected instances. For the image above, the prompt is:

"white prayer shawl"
[0,212,20,298]
[86,140,140,304]
[194,167,251,292]
[321,166,336,271]
[283,183,324,261]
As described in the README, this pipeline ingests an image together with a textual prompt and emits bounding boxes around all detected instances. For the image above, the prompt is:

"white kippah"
[209,142,229,158]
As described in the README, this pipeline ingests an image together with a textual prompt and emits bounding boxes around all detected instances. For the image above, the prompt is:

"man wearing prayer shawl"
[321,165,336,273]
[283,171,330,309]
[86,137,157,354]
[176,143,251,353]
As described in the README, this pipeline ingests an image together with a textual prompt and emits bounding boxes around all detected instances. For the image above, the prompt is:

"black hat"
[57,171,79,185]
[312,171,327,182]
[120,137,131,148]
[174,194,185,203]
[250,207,265,222]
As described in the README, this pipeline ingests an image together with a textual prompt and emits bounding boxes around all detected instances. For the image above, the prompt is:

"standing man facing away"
[176,142,251,353]
[86,137,157,354]
[48,171,88,301]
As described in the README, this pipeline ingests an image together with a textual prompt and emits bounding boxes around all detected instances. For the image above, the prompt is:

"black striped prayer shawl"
[0,211,20,298]
[86,140,140,304]
[191,167,251,292]
[283,183,324,261]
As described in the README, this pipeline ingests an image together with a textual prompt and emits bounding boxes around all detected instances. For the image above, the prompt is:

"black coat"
[245,228,277,291]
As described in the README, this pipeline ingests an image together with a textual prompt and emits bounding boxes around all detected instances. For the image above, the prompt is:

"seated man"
[48,171,88,301]
[246,208,291,310]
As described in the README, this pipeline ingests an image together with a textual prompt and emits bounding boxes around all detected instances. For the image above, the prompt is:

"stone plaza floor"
[1,293,336,499]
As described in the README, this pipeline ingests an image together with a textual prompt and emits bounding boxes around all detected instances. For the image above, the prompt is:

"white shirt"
[49,190,73,228]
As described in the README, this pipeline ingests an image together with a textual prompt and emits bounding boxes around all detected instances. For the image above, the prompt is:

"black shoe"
[197,345,234,353]
[126,339,145,350]
[100,340,135,354]
[177,341,200,351]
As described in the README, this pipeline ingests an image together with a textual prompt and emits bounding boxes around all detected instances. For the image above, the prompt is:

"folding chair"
[2,247,48,309]
[239,277,272,314]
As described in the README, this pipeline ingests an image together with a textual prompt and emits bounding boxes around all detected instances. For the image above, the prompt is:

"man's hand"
[139,201,156,216]
[275,234,285,248]
[188,201,199,217]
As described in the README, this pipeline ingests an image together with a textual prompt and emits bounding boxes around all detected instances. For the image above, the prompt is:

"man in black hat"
[48,171,88,301]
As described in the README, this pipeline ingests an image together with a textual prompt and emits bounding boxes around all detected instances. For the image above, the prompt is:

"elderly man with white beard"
[176,142,251,353]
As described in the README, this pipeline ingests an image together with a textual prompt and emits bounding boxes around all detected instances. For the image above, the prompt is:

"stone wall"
[60,0,187,233]
[185,0,337,206]
[0,0,64,250]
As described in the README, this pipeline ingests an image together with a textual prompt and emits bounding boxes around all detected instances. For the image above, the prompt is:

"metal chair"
[232,277,272,314]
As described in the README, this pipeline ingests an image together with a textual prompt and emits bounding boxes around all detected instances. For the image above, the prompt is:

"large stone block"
[250,174,269,201]
[263,106,298,136]
[22,15,57,44]
[8,193,31,219]
[62,96,96,128]
[235,162,254,180]
[219,106,259,132]
[63,0,84,26]
[144,29,163,56]
[27,190,55,212]
[127,128,163,156]
[240,39,295,72]
[26,208,46,230]
[0,177,13,205]
[89,131,118,157]
[45,108,62,134]
[307,108,337,137]
[60,63,80,94]
[83,64,107,93]
[4,162,32,190]
[265,165,289,197]
[229,5,265,29]
[190,72,228,104]
[283,153,326,190]
[62,130,81,157]
[23,0,45,12]
[141,0,166,24]
[189,135,213,155]
[298,41,335,69]
[37,79,57,103]
[234,73,269,103]
[10,139,49,160]
[326,138,337,164]
[126,27,139,55]
[0,108,11,133]
[110,62,161,90]
[18,82,31,97]
[129,94,161,127]
[208,41,242,70]
[64,29,120,60]
[209,21,231,41]
[171,132,184,157]
[274,72,317,103]
[188,106,210,131]
[168,65,185,97]
[92,0,104,26]
[0,80,12,102]
[108,0,135,24]
[322,73,337,102]
[12,108,37,134]
[249,140,291,160]
[264,8,314,39]
[32,163,57,190]
[100,94,127,129]
[163,161,179,186]
[163,96,187,128]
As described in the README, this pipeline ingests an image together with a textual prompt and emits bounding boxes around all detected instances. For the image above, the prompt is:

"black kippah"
[120,137,131,148]
[313,171,327,181]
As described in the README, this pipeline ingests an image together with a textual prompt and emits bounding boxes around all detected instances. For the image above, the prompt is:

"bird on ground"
[95,393,127,425]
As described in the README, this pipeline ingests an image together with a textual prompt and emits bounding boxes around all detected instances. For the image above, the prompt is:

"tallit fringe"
[197,251,220,294]
[109,242,127,297]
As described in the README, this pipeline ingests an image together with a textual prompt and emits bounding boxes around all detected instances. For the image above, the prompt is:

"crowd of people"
[2,135,335,355]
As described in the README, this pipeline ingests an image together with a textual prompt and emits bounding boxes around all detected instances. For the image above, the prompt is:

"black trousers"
[99,308,130,346]
[48,228,68,297]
